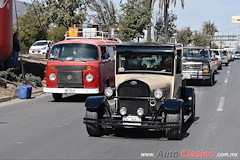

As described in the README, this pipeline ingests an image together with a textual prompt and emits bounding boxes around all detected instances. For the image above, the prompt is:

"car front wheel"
[166,113,182,140]
[85,110,104,137]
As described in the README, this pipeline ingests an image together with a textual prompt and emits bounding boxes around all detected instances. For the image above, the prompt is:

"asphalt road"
[0,61,240,160]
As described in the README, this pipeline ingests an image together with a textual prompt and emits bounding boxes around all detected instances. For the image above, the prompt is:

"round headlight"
[49,73,56,81]
[154,89,163,99]
[86,73,94,82]
[104,87,113,97]
[120,107,127,116]
[137,107,144,116]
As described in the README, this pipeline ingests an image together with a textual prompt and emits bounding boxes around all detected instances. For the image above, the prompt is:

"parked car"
[235,51,240,59]
[29,40,54,55]
[182,47,215,86]
[83,43,196,140]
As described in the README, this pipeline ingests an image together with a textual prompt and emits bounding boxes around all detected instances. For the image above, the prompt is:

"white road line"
[227,70,230,74]
[217,97,225,112]
[224,78,228,84]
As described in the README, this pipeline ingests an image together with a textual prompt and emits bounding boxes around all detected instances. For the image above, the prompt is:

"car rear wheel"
[166,113,182,140]
[85,110,104,137]
[52,93,62,101]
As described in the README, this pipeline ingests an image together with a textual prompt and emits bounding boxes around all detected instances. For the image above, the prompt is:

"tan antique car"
[83,43,196,140]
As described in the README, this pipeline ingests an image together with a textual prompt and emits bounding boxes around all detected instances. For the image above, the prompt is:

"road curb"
[0,89,44,103]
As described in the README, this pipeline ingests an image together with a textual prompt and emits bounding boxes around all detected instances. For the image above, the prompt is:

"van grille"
[58,71,83,88]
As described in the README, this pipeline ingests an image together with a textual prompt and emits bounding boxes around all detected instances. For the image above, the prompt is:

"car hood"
[116,74,172,91]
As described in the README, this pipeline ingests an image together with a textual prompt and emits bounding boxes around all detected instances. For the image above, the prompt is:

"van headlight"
[86,73,94,82]
[104,87,114,97]
[49,73,56,81]
[154,89,163,99]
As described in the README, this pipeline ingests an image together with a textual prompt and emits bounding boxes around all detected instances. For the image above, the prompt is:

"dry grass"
[0,87,17,97]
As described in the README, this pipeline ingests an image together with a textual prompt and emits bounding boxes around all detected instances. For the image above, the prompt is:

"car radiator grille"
[118,80,150,116]
[183,64,202,71]
[58,71,83,88]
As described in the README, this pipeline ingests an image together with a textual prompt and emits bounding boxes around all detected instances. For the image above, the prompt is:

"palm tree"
[202,20,218,48]
[202,20,218,39]
[147,0,184,42]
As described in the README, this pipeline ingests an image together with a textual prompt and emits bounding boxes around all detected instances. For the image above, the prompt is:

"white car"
[29,40,54,54]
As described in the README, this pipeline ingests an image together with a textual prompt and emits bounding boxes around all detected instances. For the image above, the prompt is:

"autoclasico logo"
[181,150,215,158]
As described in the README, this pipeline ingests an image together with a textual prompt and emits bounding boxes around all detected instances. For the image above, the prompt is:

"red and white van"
[43,30,120,101]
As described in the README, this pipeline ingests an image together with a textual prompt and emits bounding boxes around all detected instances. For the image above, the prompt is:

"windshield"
[183,48,209,59]
[117,52,173,74]
[220,50,227,56]
[49,43,98,61]
[33,42,48,46]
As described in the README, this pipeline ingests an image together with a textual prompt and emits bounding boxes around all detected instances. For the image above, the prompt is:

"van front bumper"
[43,87,100,94]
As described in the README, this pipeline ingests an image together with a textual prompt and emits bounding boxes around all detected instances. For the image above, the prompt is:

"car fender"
[85,96,105,109]
[163,99,183,114]
[181,87,194,107]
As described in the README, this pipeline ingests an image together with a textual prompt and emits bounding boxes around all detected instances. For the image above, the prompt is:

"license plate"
[123,116,141,126]
[64,88,75,93]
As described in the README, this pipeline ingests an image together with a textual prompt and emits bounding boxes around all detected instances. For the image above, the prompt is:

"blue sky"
[19,0,240,35]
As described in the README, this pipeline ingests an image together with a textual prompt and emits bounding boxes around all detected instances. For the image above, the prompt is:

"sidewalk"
[0,87,44,103]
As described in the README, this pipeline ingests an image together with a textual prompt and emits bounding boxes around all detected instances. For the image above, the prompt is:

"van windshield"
[49,43,98,61]
[117,52,173,74]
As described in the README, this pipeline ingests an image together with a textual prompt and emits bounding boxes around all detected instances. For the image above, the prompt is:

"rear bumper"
[83,118,180,130]
[43,87,100,94]
[182,71,211,80]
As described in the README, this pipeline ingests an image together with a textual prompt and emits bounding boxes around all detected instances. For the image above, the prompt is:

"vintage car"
[182,47,215,86]
[83,43,196,140]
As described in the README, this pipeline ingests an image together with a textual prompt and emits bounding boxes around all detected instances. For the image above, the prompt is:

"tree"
[193,31,208,46]
[18,1,48,49]
[202,20,218,48]
[176,27,192,46]
[47,25,67,43]
[88,0,118,31]
[202,20,218,38]
[154,10,177,42]
[147,0,184,42]
[44,0,88,28]
[119,0,152,42]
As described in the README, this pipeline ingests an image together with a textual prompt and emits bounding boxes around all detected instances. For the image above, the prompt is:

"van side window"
[107,46,115,59]
[101,47,110,60]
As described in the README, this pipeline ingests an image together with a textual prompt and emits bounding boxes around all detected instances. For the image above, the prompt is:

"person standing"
[12,32,20,68]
